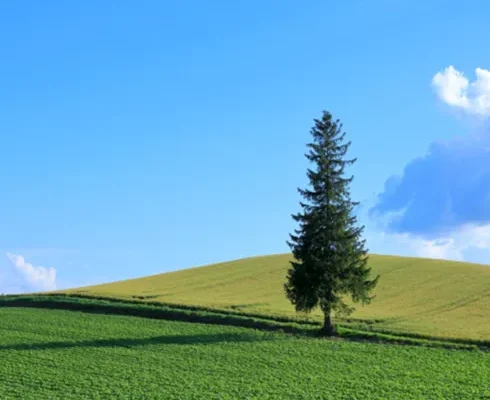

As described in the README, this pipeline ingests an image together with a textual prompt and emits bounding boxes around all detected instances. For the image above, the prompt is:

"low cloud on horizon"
[1,253,57,294]
[369,65,490,263]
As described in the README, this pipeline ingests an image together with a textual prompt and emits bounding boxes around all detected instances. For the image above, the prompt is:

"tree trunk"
[320,311,336,336]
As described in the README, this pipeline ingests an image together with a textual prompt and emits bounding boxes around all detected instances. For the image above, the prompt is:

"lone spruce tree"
[285,110,379,336]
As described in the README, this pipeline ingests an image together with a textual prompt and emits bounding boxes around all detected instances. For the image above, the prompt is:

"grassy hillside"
[62,254,490,341]
[1,307,488,399]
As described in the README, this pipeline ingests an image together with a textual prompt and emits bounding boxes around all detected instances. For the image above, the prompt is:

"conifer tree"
[285,110,379,335]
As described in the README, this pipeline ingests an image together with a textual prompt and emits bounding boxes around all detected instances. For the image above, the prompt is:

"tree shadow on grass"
[0,332,273,352]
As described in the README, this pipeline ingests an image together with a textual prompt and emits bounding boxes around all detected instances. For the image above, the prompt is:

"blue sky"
[2,1,490,293]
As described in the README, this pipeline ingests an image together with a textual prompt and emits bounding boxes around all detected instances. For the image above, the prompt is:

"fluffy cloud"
[432,66,490,115]
[369,129,490,239]
[4,253,57,293]
[368,65,490,263]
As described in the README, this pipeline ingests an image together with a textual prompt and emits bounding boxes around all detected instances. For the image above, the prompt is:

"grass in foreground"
[61,254,490,341]
[1,307,489,400]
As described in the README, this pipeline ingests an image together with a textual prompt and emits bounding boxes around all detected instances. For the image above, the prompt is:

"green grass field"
[2,253,489,398]
[62,254,490,342]
[1,307,488,400]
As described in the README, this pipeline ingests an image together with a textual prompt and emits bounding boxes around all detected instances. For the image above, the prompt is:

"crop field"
[62,254,490,342]
[0,307,488,400]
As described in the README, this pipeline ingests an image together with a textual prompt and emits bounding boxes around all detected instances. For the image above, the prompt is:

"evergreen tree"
[285,110,379,335]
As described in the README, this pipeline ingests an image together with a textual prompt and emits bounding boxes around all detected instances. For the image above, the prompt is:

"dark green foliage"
[285,111,379,335]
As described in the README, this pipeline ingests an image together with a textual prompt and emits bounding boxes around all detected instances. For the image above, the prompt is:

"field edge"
[1,293,488,352]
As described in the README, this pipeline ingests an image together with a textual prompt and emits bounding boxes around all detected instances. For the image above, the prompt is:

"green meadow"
[62,254,490,342]
[1,307,488,400]
[1,253,489,398]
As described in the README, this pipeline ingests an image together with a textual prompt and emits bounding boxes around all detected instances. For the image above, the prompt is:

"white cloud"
[432,66,490,115]
[368,223,490,263]
[365,65,490,265]
[5,253,57,292]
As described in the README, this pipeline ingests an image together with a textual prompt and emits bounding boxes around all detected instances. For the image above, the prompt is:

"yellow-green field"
[62,254,490,341]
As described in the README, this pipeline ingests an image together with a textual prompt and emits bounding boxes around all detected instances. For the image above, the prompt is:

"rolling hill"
[2,253,489,398]
[60,254,490,341]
